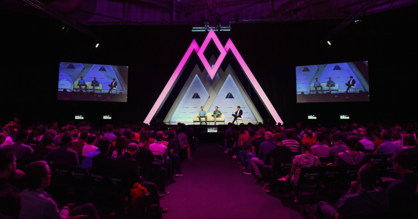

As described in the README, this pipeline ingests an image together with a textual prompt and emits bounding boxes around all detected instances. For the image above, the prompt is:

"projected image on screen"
[57,62,128,102]
[296,61,369,103]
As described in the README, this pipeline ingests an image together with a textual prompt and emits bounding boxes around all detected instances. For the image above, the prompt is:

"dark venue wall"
[1,5,417,126]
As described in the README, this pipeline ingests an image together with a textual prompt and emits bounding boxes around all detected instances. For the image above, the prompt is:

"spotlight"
[327,41,331,46]
[62,26,65,30]
[354,19,362,24]
[95,43,100,48]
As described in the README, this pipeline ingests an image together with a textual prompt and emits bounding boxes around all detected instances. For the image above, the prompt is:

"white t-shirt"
[82,144,98,156]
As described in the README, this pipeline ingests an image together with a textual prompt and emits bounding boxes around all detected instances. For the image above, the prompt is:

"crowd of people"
[222,121,418,218]
[0,118,198,219]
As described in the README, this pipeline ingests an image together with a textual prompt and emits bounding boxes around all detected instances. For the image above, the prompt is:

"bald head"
[264,131,273,139]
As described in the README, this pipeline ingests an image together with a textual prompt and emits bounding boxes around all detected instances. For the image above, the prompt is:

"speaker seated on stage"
[108,78,118,94]
[232,106,243,124]
[326,77,335,92]
[91,77,100,92]
[345,76,356,93]
[78,76,87,92]
[212,106,222,125]
[198,106,207,124]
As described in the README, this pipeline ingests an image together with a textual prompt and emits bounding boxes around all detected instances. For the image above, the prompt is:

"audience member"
[177,128,192,160]
[238,129,257,170]
[391,132,404,152]
[371,130,383,149]
[44,134,79,166]
[402,134,418,162]
[1,127,14,147]
[317,163,388,219]
[243,131,263,174]
[19,160,100,219]
[335,136,365,168]
[30,133,55,162]
[329,133,347,158]
[262,133,291,192]
[311,132,329,157]
[250,132,276,181]
[358,132,374,150]
[374,131,397,155]
[5,130,33,163]
[104,124,117,144]
[166,130,183,177]
[71,131,88,156]
[91,138,114,175]
[284,142,320,188]
[82,134,98,156]
[149,131,168,161]
[112,136,128,158]
[68,125,78,140]
[283,129,300,153]
[53,126,67,145]
[301,130,316,146]
[386,151,418,212]
[0,149,21,218]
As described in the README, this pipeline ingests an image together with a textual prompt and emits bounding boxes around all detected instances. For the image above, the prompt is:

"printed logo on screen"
[67,64,75,69]
[302,67,310,72]
[225,92,234,99]
[333,65,341,70]
[192,92,200,99]
[99,66,107,71]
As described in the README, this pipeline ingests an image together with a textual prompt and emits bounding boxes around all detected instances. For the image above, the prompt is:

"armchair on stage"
[193,113,225,125]
[309,83,339,94]
[72,79,102,93]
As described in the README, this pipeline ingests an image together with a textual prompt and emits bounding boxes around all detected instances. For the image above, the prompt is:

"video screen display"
[58,62,128,102]
[103,115,112,120]
[75,115,84,120]
[308,115,317,120]
[296,61,369,103]
[340,115,350,119]
[207,127,218,133]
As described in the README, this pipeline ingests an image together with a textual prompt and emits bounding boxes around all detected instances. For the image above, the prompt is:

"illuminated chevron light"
[144,29,283,125]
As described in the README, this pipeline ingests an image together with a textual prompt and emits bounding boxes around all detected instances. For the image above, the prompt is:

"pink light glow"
[143,40,199,124]
[144,29,283,125]
[224,39,283,125]
[196,29,227,79]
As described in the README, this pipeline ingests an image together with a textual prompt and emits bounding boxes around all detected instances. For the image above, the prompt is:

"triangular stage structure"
[144,29,283,124]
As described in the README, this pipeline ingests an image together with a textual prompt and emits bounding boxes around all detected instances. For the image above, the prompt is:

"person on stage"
[212,106,222,125]
[345,76,356,93]
[313,78,323,93]
[326,77,335,92]
[232,106,243,124]
[91,77,99,93]
[198,106,207,125]
[78,76,87,92]
[108,78,118,94]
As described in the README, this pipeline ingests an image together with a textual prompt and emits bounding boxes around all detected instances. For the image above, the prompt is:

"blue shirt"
[314,81,321,86]
[81,149,101,169]
[377,140,397,154]
[199,110,206,116]
[79,79,85,84]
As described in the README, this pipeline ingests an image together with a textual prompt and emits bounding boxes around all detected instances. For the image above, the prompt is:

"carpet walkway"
[160,143,305,219]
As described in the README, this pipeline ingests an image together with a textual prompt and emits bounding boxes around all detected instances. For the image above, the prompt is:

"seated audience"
[68,125,78,141]
[71,131,88,156]
[19,160,100,219]
[284,142,320,187]
[335,136,366,168]
[358,132,374,150]
[244,131,263,174]
[374,130,397,155]
[53,126,67,145]
[44,134,79,166]
[91,138,114,175]
[301,130,316,146]
[30,133,55,162]
[262,133,291,192]
[391,132,404,152]
[114,144,169,207]
[149,131,168,161]
[238,129,257,170]
[311,132,329,157]
[112,136,128,158]
[250,132,275,181]
[329,133,347,158]
[283,129,300,153]
[371,130,383,150]
[5,130,33,163]
[402,134,418,162]
[0,149,21,218]
[386,151,418,211]
[104,124,117,144]
[82,134,98,156]
[317,163,388,219]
